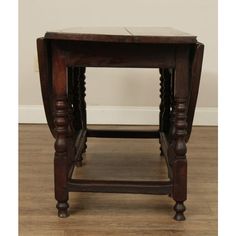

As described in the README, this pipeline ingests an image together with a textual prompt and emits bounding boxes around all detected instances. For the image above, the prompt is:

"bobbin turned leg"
[159,69,164,156]
[52,47,70,217]
[171,46,189,221]
[56,202,69,218]
[159,68,171,156]
[70,67,83,167]
[172,98,188,221]
[79,67,87,152]
[54,97,70,218]
[174,201,186,221]
[76,67,87,166]
[67,67,77,168]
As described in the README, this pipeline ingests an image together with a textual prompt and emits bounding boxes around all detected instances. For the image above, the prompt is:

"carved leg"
[71,67,82,132]
[67,67,77,166]
[168,69,176,142]
[167,69,176,167]
[172,98,188,221]
[159,68,171,156]
[70,67,83,167]
[52,47,70,217]
[174,200,186,221]
[162,69,171,133]
[73,67,87,166]
[159,69,164,156]
[54,97,69,218]
[171,46,189,221]
[79,67,87,152]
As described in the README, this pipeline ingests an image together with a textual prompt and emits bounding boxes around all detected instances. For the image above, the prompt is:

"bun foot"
[173,201,186,221]
[58,209,69,218]
[56,202,69,218]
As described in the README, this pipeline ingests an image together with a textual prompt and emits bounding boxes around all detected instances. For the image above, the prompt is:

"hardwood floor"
[19,125,217,236]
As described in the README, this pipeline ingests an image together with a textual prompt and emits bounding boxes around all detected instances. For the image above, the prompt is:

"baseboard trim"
[19,105,217,126]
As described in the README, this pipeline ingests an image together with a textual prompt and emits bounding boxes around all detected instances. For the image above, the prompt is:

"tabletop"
[45,27,197,44]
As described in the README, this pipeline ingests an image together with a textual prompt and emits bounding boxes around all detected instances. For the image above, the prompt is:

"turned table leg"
[171,46,189,221]
[69,67,86,167]
[78,67,87,152]
[75,67,87,166]
[172,98,188,221]
[54,97,70,217]
[69,67,82,134]
[159,68,171,155]
[159,68,164,156]
[52,47,70,217]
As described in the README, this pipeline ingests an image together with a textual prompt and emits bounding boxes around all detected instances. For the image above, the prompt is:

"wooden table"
[37,27,204,221]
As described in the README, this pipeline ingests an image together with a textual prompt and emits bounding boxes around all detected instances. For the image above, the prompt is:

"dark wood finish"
[161,69,171,133]
[74,129,87,167]
[37,27,204,221]
[170,46,190,220]
[159,68,164,155]
[69,67,82,132]
[186,43,204,141]
[160,132,173,180]
[168,68,176,141]
[52,45,70,218]
[159,68,171,155]
[87,129,160,139]
[78,67,87,153]
[45,27,197,44]
[37,38,55,137]
[57,41,176,68]
[53,97,70,218]
[68,179,172,195]
[74,67,87,166]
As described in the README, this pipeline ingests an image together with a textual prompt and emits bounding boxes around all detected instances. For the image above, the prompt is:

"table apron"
[53,41,177,68]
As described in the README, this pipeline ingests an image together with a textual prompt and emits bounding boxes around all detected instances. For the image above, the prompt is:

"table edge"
[45,32,197,44]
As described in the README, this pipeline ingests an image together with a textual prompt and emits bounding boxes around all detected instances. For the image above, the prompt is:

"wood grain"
[19,125,217,236]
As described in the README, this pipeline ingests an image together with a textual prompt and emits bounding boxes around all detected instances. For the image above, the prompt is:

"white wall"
[19,0,217,125]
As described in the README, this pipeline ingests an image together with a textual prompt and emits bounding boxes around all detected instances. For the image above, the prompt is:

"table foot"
[173,201,186,221]
[57,202,69,218]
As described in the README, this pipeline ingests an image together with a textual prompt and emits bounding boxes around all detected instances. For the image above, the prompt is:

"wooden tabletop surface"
[45,27,197,44]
